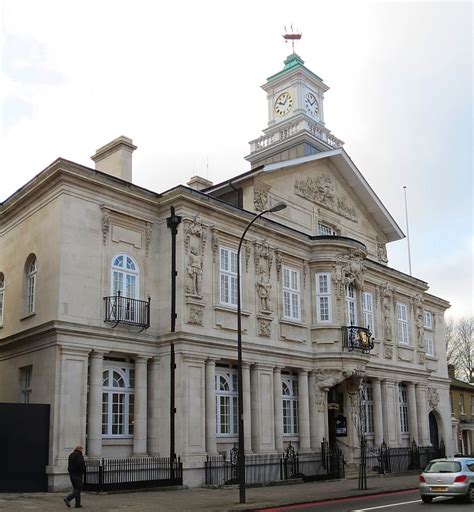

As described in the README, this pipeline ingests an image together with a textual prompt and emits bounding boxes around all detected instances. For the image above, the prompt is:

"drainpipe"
[166,206,181,466]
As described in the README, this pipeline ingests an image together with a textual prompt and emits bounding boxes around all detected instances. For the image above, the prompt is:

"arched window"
[102,365,135,437]
[282,376,299,435]
[0,273,4,326]
[111,254,139,299]
[215,369,238,436]
[25,256,37,315]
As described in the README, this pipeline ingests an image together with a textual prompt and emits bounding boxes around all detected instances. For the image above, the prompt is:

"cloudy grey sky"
[1,0,472,318]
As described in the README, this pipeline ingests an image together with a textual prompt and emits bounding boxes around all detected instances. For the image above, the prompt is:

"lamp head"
[268,201,287,213]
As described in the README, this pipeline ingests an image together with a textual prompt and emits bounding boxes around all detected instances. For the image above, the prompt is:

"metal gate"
[0,403,50,492]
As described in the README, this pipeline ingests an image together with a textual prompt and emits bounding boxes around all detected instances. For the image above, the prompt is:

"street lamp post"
[236,201,287,504]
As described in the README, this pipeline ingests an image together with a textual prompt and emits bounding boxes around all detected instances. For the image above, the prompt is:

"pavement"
[0,473,420,511]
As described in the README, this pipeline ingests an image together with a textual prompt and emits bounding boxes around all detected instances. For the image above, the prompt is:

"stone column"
[416,384,430,446]
[242,363,252,453]
[382,380,397,446]
[298,370,311,451]
[87,351,104,458]
[407,382,419,444]
[273,367,283,452]
[205,359,217,455]
[372,378,384,446]
[308,372,318,450]
[133,356,148,456]
[148,356,160,456]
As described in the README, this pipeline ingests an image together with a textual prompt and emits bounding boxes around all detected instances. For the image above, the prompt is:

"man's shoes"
[63,498,71,508]
[75,506,83,509]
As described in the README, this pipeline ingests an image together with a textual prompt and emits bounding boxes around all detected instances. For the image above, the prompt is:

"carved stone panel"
[428,388,439,409]
[187,303,204,326]
[257,317,272,337]
[294,175,358,222]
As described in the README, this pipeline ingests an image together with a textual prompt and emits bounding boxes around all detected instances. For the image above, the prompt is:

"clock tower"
[246,52,343,169]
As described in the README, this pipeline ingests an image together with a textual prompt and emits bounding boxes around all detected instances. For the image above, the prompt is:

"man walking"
[63,444,86,508]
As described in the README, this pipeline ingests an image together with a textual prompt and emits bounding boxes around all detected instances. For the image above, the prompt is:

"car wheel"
[421,496,433,504]
[467,485,474,504]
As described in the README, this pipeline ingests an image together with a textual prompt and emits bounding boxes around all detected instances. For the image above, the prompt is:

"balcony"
[342,326,374,354]
[104,292,150,330]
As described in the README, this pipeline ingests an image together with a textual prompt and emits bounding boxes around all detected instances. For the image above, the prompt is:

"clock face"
[274,91,293,116]
[305,92,319,117]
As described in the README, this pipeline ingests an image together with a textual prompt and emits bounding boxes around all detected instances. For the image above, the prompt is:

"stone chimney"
[187,175,213,191]
[448,364,456,378]
[91,136,137,183]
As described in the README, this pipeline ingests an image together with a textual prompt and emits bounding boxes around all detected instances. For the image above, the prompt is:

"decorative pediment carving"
[314,368,345,389]
[294,175,357,222]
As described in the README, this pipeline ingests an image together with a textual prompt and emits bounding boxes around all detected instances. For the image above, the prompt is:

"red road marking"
[255,489,419,511]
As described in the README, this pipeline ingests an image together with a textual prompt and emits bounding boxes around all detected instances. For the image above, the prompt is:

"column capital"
[205,358,216,366]
[273,366,283,373]
[150,356,161,365]
[242,361,252,370]
[89,350,107,359]
[297,368,310,376]
[135,355,150,364]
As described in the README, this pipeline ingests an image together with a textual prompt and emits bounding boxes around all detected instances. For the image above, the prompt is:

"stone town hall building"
[0,52,452,489]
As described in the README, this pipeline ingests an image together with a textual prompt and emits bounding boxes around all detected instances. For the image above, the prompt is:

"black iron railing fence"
[205,443,344,487]
[83,456,182,491]
[364,439,445,475]
[104,291,150,329]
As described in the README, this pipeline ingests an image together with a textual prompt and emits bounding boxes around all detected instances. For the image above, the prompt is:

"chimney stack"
[447,364,456,379]
[91,136,137,183]
[187,175,213,191]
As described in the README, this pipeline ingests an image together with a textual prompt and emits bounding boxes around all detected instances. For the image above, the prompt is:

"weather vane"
[283,25,302,53]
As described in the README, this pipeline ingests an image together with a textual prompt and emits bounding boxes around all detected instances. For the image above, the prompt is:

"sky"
[1,0,472,318]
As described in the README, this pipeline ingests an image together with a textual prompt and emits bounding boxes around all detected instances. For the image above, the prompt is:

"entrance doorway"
[429,411,439,448]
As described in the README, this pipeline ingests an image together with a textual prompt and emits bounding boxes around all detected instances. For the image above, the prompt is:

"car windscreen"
[424,461,462,473]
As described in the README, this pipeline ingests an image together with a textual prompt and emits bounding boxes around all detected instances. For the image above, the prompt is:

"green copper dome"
[267,53,323,83]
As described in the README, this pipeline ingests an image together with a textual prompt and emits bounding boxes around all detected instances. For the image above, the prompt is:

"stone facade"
[0,56,453,490]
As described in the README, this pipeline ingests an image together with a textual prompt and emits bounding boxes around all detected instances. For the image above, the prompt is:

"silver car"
[419,457,474,503]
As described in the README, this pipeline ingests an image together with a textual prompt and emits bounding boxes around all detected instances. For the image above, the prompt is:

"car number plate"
[430,486,448,492]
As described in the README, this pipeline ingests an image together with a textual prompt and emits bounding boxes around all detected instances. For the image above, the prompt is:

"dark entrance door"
[0,403,50,492]
[328,409,337,447]
[429,411,439,448]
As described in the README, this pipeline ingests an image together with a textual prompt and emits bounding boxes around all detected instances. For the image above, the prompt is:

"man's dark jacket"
[68,449,86,475]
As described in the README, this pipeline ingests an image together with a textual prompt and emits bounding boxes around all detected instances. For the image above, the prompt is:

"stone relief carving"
[314,388,326,412]
[244,241,251,273]
[314,368,345,389]
[294,175,357,222]
[256,268,272,312]
[254,188,268,212]
[376,239,388,264]
[427,388,439,409]
[184,215,207,298]
[418,350,426,365]
[210,226,219,262]
[380,282,394,342]
[145,222,152,256]
[101,206,110,245]
[188,304,204,325]
[275,249,282,281]
[384,345,393,359]
[257,318,271,337]
[413,293,425,348]
[333,248,366,298]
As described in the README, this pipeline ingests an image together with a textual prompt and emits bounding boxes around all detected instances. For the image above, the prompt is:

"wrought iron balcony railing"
[104,292,150,330]
[342,325,374,353]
